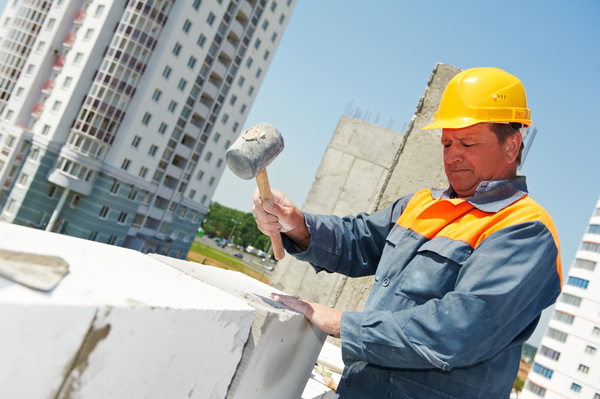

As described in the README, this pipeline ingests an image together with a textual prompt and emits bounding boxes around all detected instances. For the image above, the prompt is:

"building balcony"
[31,102,44,117]
[41,79,55,94]
[212,60,227,80]
[237,0,252,21]
[229,19,243,41]
[193,102,210,121]
[220,40,235,62]
[53,56,65,71]
[203,81,219,100]
[74,9,86,24]
[63,32,76,48]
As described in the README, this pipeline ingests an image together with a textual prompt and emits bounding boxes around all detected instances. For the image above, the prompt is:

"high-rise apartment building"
[0,0,295,258]
[523,197,600,398]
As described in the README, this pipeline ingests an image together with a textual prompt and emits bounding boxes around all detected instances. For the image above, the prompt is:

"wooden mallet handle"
[255,168,285,260]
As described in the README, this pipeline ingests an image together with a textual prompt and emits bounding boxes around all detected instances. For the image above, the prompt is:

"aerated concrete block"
[0,223,255,399]
[151,255,327,399]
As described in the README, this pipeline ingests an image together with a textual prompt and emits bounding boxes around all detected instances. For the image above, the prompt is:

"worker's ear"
[505,132,522,164]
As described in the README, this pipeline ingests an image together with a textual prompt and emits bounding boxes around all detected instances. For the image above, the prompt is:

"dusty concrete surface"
[152,254,327,399]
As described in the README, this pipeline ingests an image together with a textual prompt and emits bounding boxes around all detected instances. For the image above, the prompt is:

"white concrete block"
[0,223,255,399]
[151,255,327,399]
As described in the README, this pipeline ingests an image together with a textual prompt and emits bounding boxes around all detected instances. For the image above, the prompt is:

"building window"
[71,195,80,207]
[204,151,212,162]
[74,52,84,65]
[121,159,131,171]
[139,167,148,178]
[178,78,187,91]
[173,42,182,56]
[46,18,56,30]
[237,76,245,87]
[578,364,589,374]
[142,112,152,125]
[84,29,94,41]
[128,188,138,201]
[201,194,207,204]
[158,122,168,135]
[248,86,255,96]
[279,14,286,24]
[18,173,28,186]
[94,5,105,17]
[110,181,120,195]
[148,145,158,157]
[163,65,172,79]
[573,258,596,271]
[131,135,141,148]
[552,311,574,325]
[240,104,246,114]
[188,56,197,69]
[581,241,600,254]
[271,1,278,12]
[207,12,215,26]
[213,132,221,142]
[232,122,239,132]
[585,345,596,355]
[189,190,196,200]
[182,19,191,33]
[193,0,201,10]
[221,113,229,124]
[256,68,262,78]
[271,32,278,42]
[262,19,269,30]
[62,76,73,89]
[197,170,204,180]
[89,231,99,241]
[532,363,553,379]
[546,327,567,343]
[132,214,144,227]
[107,235,118,245]
[48,186,57,198]
[152,89,162,102]
[571,383,581,393]
[208,176,215,186]
[525,381,546,397]
[560,293,582,307]
[51,101,62,113]
[99,206,110,219]
[593,327,600,336]
[254,38,261,49]
[246,57,253,68]
[229,95,237,105]
[168,100,177,113]
[117,212,128,224]
[539,345,560,361]
[197,34,206,47]
[567,276,589,289]
[263,50,270,60]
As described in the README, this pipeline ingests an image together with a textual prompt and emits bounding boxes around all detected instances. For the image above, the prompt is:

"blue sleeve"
[340,220,562,370]
[282,195,413,278]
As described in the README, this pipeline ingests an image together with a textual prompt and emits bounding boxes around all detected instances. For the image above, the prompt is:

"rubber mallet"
[225,123,285,260]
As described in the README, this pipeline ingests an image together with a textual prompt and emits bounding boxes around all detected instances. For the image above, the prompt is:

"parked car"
[233,252,244,259]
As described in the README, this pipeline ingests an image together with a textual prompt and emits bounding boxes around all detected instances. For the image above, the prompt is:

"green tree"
[201,202,270,251]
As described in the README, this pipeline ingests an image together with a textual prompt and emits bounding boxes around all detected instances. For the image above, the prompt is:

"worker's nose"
[444,145,463,164]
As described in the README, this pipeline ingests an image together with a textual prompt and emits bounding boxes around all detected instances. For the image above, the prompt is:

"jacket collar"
[430,176,529,213]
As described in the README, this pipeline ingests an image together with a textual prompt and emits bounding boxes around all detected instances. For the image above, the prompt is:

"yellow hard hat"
[422,67,532,130]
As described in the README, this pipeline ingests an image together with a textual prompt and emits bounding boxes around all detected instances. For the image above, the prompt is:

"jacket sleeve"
[283,195,413,278]
[340,220,562,370]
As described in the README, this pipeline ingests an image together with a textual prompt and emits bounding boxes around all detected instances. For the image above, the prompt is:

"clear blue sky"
[212,1,600,345]
[3,1,598,345]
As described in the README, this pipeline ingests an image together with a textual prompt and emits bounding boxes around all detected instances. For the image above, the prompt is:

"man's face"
[441,123,520,198]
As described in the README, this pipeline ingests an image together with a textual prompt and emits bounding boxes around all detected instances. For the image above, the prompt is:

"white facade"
[523,197,600,398]
[0,0,295,258]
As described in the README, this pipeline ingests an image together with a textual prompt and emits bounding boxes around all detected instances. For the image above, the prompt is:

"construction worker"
[253,67,562,398]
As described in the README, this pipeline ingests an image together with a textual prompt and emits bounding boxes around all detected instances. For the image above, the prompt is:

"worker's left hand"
[271,293,342,338]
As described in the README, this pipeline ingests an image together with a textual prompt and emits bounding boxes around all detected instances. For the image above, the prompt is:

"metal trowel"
[0,249,69,291]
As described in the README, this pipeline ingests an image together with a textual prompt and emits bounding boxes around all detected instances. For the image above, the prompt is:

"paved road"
[194,235,275,277]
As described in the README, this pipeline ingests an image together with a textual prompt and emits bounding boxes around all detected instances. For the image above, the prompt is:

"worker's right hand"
[252,188,311,250]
